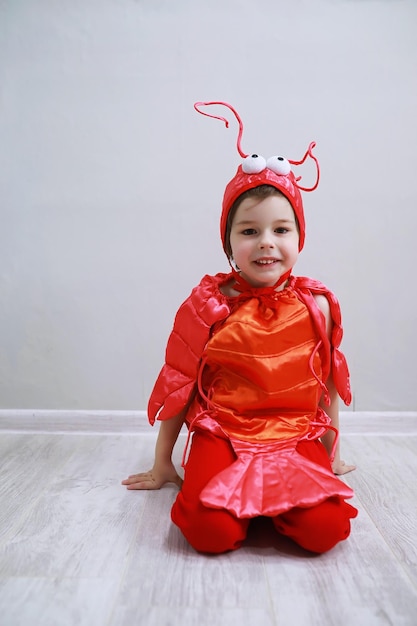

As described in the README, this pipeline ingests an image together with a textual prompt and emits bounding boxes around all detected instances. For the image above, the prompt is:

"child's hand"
[121,463,183,490]
[332,459,356,475]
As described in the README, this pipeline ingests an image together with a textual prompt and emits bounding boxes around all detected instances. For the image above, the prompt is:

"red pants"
[171,431,357,554]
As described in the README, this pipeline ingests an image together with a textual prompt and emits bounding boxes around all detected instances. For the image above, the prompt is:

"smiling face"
[229,192,299,289]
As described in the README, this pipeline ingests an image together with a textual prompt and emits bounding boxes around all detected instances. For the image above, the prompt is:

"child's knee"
[297,505,352,553]
[171,495,249,554]
[273,498,357,554]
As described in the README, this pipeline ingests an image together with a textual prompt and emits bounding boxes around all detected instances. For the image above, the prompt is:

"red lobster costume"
[147,103,357,553]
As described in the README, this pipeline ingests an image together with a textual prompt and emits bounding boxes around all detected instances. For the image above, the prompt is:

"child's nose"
[259,231,274,248]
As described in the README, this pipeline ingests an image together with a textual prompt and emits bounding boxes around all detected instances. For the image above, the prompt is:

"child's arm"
[314,294,356,476]
[320,374,356,475]
[121,411,185,490]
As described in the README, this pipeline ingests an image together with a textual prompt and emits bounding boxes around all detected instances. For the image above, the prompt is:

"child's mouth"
[255,259,279,265]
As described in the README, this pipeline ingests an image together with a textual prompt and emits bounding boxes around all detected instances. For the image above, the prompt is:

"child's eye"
[266,156,291,175]
[242,228,257,235]
[242,154,266,174]
[275,227,288,234]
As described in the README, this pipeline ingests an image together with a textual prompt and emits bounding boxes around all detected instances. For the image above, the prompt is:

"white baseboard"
[0,409,416,435]
[0,410,151,434]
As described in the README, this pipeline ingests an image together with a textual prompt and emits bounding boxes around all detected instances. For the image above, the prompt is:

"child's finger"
[125,478,159,490]
[121,471,153,485]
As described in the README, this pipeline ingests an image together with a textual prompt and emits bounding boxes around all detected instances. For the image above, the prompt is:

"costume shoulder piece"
[147,273,231,424]
[292,276,352,405]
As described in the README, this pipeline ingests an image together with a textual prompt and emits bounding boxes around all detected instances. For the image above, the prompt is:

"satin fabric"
[147,273,351,425]
[199,437,354,518]
[193,290,354,517]
[202,292,322,442]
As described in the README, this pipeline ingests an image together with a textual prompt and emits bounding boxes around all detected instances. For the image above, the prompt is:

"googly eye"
[242,154,267,174]
[266,156,291,176]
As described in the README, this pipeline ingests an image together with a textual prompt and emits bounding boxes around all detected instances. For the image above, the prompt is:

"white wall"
[1,0,416,411]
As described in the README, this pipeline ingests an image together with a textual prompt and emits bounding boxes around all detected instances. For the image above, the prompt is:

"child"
[123,102,357,554]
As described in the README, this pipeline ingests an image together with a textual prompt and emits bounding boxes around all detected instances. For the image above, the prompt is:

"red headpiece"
[194,101,320,253]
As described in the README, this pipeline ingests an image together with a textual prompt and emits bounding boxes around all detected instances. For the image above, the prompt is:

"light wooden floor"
[0,414,416,626]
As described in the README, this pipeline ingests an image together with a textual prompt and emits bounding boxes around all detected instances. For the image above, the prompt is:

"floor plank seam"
[0,445,78,551]
[262,557,279,624]
[352,490,417,594]
[105,498,150,626]
[374,525,417,594]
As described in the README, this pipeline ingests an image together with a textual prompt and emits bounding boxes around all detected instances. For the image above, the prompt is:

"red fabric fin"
[147,274,231,424]
[200,439,354,518]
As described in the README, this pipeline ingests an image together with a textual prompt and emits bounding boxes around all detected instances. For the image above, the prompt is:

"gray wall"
[1,0,416,411]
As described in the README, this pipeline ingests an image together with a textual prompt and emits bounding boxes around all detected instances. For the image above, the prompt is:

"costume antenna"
[289,142,320,192]
[194,101,248,158]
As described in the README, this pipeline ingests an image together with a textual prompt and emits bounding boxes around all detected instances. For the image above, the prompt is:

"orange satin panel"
[202,291,322,443]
